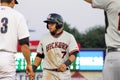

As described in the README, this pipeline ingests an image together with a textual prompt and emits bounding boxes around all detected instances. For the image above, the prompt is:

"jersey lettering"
[118,13,120,30]
[0,17,8,33]
[46,42,68,52]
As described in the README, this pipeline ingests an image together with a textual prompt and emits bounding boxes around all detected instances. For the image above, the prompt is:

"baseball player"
[84,0,120,80]
[31,13,79,80]
[0,0,33,80]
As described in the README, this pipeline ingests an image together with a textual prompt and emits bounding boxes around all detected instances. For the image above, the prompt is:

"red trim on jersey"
[69,49,79,55]
[69,43,81,54]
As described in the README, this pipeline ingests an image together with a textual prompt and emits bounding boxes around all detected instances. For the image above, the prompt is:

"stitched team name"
[46,42,68,52]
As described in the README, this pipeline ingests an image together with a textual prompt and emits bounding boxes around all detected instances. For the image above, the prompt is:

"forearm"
[34,57,42,67]
[32,57,42,72]
[58,54,77,72]
[21,44,31,65]
[64,51,78,66]
[68,54,76,63]
[64,55,76,67]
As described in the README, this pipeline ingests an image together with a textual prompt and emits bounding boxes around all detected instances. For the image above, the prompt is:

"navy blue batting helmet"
[44,13,64,29]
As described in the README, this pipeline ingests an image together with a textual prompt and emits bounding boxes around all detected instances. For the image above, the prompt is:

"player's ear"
[10,0,14,4]
[9,0,15,8]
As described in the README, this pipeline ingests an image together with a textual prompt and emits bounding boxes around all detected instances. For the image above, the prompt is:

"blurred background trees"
[63,22,105,48]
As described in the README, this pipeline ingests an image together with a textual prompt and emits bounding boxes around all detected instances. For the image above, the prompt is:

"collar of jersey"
[1,6,12,9]
[51,30,63,38]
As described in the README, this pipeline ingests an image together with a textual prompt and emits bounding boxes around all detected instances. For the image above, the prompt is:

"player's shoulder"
[63,30,74,37]
[63,31,75,40]
[11,9,25,19]
[0,6,24,19]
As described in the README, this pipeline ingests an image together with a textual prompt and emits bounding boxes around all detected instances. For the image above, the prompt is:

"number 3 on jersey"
[0,17,8,33]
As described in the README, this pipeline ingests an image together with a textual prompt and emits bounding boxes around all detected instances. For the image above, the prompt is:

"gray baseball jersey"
[37,31,79,80]
[37,31,79,69]
[92,0,120,47]
[91,0,120,80]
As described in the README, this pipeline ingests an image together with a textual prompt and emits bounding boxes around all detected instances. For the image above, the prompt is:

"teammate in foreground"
[0,0,33,80]
[84,0,120,80]
[31,13,79,80]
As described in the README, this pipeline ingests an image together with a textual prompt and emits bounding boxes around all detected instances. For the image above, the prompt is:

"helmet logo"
[47,14,51,19]
[47,14,53,20]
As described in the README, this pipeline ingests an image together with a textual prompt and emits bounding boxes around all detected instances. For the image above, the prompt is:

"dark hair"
[1,0,12,3]
[1,0,18,4]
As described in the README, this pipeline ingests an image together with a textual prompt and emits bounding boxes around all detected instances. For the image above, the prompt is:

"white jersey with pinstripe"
[0,6,29,80]
[0,6,29,53]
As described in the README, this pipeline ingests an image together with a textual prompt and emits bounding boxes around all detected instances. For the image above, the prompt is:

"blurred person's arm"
[19,37,34,80]
[84,0,92,3]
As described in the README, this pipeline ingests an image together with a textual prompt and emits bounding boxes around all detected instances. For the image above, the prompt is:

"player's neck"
[1,3,9,6]
[51,29,63,37]
[56,30,63,36]
[56,28,63,35]
[1,3,12,8]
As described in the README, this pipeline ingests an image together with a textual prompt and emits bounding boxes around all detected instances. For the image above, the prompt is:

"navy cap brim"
[44,20,56,23]
[15,0,18,4]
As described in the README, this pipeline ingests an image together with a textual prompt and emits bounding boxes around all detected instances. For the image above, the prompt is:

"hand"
[26,64,35,80]
[57,64,67,72]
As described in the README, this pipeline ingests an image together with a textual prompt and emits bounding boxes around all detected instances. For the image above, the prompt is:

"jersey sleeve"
[17,15,29,40]
[68,35,79,54]
[37,41,43,54]
[92,0,112,9]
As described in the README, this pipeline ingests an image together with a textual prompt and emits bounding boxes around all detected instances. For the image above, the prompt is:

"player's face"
[48,22,57,32]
